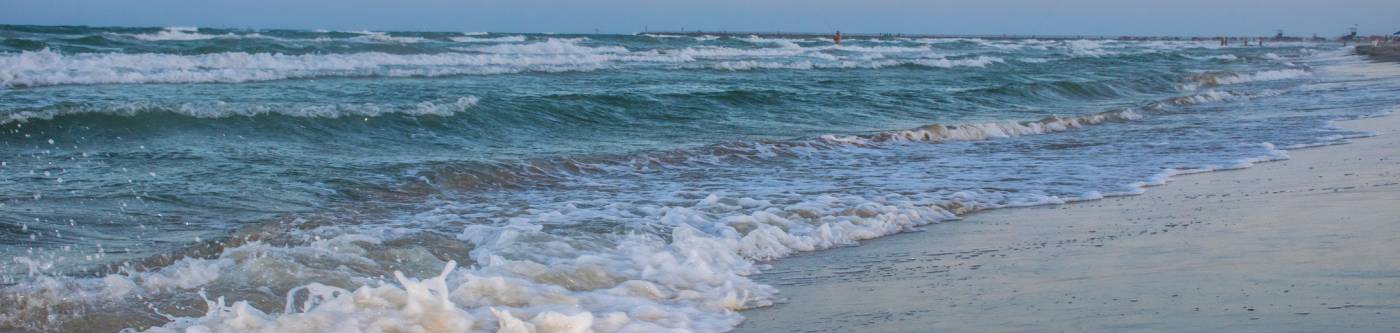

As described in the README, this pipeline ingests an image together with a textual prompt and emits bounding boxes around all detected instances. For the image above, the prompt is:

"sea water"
[1,25,1399,332]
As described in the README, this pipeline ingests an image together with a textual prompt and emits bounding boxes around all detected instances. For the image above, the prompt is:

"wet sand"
[737,114,1400,332]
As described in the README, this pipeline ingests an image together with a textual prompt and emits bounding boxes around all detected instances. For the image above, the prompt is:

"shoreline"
[735,112,1400,332]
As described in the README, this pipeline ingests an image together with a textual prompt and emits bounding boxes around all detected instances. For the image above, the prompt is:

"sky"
[1,0,1397,36]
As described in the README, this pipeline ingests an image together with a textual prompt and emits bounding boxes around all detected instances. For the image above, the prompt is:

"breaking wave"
[0,48,624,87]
[122,27,229,41]
[0,106,1147,332]
[1,96,480,125]
[1188,69,1310,88]
[451,35,528,43]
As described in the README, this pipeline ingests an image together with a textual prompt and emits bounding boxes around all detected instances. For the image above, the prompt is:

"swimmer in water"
[834,31,843,45]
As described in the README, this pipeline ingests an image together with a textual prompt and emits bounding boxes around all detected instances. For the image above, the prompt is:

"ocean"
[2,25,1398,332]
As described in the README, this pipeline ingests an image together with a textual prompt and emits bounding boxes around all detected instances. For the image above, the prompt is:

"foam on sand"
[734,113,1400,333]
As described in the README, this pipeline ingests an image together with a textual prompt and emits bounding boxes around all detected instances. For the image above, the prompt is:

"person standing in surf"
[834,31,843,45]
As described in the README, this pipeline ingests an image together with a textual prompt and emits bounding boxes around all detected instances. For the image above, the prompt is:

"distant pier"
[639,31,1317,42]
[1356,45,1400,62]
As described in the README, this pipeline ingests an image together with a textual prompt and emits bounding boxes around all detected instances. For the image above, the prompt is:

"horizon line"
[0,23,1378,40]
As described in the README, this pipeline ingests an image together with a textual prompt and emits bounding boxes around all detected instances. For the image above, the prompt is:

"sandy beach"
[737,114,1400,332]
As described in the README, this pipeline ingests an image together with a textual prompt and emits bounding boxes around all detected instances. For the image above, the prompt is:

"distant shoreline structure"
[1356,45,1400,62]
[640,30,1378,42]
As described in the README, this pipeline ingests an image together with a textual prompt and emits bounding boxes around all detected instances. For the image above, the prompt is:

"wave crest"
[2,96,479,124]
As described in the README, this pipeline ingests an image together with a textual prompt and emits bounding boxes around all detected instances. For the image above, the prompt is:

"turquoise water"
[2,25,1398,332]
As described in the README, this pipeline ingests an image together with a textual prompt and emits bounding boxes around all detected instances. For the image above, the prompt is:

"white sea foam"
[1155,89,1282,107]
[124,27,229,41]
[1,96,479,124]
[1206,69,1310,85]
[349,30,426,43]
[666,45,814,59]
[451,35,528,43]
[0,48,629,87]
[902,56,1004,68]
[0,44,1004,87]
[1121,143,1293,195]
[706,56,1002,71]
[1184,54,1239,61]
[740,36,804,49]
[709,60,815,71]
[1170,90,1240,105]
[861,109,1142,144]
[832,45,932,53]
[467,38,629,54]
[0,37,1295,89]
[1063,39,1117,57]
[8,187,987,332]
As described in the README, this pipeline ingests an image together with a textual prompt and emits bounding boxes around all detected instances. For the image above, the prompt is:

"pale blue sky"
[2,0,1397,36]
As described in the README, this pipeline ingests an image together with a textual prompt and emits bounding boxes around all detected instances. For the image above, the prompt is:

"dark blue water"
[2,25,1398,332]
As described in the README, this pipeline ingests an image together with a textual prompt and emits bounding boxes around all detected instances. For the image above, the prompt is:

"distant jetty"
[1356,45,1400,62]
[644,31,1183,41]
[640,31,1328,42]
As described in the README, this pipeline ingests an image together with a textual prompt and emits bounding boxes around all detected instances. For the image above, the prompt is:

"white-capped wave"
[1,96,480,124]
[709,60,815,71]
[451,35,528,43]
[1184,54,1239,61]
[1217,69,1310,84]
[1063,39,1117,57]
[832,44,932,53]
[12,185,998,333]
[0,43,1014,87]
[124,27,229,41]
[349,30,426,43]
[0,48,625,87]
[1190,69,1310,87]
[465,38,629,54]
[741,36,804,49]
[860,109,1142,144]
[708,56,1003,71]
